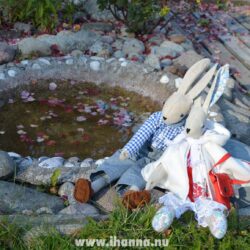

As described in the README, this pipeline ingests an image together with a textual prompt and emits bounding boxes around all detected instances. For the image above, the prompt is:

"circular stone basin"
[0,81,160,159]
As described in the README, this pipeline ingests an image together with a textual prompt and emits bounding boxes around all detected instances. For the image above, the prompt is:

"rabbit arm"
[202,120,231,146]
[205,142,250,181]
[122,112,161,158]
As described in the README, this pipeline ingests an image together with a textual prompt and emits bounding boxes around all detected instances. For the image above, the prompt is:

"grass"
[0,202,249,250]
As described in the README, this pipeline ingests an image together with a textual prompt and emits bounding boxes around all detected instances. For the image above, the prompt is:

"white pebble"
[66,59,74,65]
[39,58,51,65]
[8,70,16,77]
[119,58,126,62]
[49,82,57,91]
[21,60,29,65]
[121,61,128,67]
[175,77,183,88]
[90,61,101,71]
[160,74,169,84]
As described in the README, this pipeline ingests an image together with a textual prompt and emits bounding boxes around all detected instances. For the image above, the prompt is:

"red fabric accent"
[211,153,231,169]
[187,166,194,202]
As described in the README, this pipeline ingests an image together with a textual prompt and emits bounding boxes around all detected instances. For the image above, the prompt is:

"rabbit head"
[185,64,229,139]
[162,58,217,125]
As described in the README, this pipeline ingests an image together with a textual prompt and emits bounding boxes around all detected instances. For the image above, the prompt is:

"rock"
[38,157,64,168]
[144,54,161,70]
[18,30,100,56]
[148,34,165,46]
[122,38,145,56]
[160,58,172,68]
[173,50,203,68]
[80,158,94,168]
[101,35,114,44]
[223,87,233,101]
[82,22,114,32]
[160,41,184,55]
[36,207,53,215]
[169,64,188,77]
[49,82,57,91]
[83,0,114,21]
[7,69,17,77]
[59,203,100,216]
[18,38,51,56]
[127,52,144,63]
[219,98,250,144]
[14,22,32,33]
[0,151,15,179]
[150,45,177,58]
[32,63,41,70]
[66,58,74,65]
[15,163,97,186]
[112,39,124,50]
[169,34,186,44]
[73,11,87,23]
[71,49,83,57]
[226,78,235,89]
[90,61,101,71]
[119,27,135,38]
[114,50,125,59]
[38,58,51,65]
[160,74,170,84]
[89,41,112,55]
[0,72,5,80]
[58,182,76,205]
[0,42,16,65]
[0,181,64,214]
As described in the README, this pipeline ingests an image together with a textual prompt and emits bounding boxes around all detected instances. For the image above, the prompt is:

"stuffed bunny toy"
[142,64,250,239]
[73,58,218,209]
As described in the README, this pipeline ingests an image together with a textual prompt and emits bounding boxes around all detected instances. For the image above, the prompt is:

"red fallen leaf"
[50,44,64,57]
[46,140,56,146]
[130,56,139,62]
[82,134,90,142]
[54,152,64,157]
[160,55,176,60]
[71,140,80,145]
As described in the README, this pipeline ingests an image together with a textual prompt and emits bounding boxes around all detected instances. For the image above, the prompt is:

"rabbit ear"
[186,63,218,100]
[177,58,211,94]
[203,64,229,112]
[194,96,203,107]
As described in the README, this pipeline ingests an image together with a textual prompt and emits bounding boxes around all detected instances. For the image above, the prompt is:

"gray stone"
[150,45,177,58]
[114,50,125,59]
[18,38,51,56]
[32,63,41,70]
[36,207,53,215]
[83,0,114,21]
[0,181,64,214]
[122,38,145,56]
[148,34,165,46]
[18,30,100,56]
[144,54,161,70]
[101,35,114,44]
[15,163,97,186]
[160,41,184,55]
[223,87,233,101]
[0,151,15,179]
[219,98,250,145]
[173,50,203,68]
[0,72,5,80]
[224,139,250,162]
[14,22,32,33]
[82,22,114,32]
[59,203,100,216]
[89,41,112,57]
[71,49,83,57]
[38,58,51,65]
[112,39,124,50]
[66,59,74,65]
[0,42,16,65]
[160,59,173,68]
[58,182,76,205]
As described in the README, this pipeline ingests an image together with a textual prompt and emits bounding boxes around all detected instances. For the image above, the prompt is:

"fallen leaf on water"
[46,140,56,146]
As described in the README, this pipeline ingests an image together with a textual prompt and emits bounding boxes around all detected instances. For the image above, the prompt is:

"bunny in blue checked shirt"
[74,58,217,208]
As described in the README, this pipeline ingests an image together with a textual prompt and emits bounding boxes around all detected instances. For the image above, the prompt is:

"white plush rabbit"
[142,64,250,239]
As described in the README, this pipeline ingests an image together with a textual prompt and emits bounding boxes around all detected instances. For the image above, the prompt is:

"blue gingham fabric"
[123,111,184,158]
